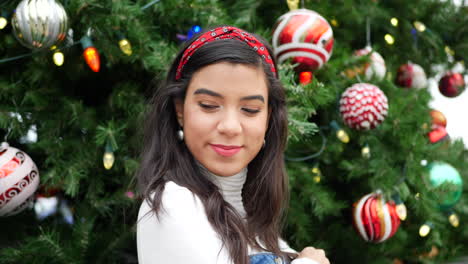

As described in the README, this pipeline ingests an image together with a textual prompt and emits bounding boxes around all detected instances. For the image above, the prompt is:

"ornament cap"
[0,142,9,151]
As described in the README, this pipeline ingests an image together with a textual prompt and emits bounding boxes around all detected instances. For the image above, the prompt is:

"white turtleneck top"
[137,166,318,264]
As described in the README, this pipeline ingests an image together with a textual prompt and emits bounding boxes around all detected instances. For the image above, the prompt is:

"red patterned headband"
[175,26,277,80]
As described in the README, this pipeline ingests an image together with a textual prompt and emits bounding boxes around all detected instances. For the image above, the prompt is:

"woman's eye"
[242,108,260,114]
[199,103,219,110]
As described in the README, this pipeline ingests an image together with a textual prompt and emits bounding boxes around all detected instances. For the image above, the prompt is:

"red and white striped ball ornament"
[339,83,389,130]
[395,62,428,89]
[353,192,401,243]
[272,9,334,72]
[0,142,39,216]
[354,46,386,80]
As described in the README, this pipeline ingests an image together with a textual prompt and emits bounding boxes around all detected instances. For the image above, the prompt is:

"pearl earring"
[177,129,184,141]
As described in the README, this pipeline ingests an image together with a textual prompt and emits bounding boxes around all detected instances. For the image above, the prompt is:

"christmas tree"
[0,0,467,263]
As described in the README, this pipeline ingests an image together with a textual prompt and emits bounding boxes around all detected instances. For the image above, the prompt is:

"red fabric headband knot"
[175,26,277,80]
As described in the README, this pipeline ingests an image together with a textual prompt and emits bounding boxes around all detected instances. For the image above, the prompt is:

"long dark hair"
[136,26,292,264]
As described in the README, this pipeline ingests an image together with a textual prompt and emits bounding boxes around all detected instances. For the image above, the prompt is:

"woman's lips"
[210,144,243,157]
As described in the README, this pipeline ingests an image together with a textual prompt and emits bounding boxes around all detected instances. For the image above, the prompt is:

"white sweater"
[137,167,318,264]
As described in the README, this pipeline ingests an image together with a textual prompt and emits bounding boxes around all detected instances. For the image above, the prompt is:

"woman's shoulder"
[138,181,201,222]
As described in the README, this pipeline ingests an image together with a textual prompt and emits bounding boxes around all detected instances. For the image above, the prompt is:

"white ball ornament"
[339,83,389,130]
[0,142,40,216]
[395,62,428,89]
[353,46,387,80]
[11,0,69,50]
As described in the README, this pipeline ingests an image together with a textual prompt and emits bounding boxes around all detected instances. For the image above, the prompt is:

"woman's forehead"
[187,62,269,98]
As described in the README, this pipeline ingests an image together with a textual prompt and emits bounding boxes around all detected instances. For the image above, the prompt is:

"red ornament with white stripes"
[0,142,40,216]
[352,192,401,243]
[395,62,428,89]
[272,8,334,72]
[339,83,389,130]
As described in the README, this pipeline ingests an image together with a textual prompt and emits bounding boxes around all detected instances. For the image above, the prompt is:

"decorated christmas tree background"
[0,0,467,263]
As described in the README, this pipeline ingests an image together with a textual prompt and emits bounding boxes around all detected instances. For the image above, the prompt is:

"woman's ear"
[173,99,184,127]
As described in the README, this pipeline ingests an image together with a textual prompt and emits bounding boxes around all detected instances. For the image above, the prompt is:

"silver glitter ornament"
[12,0,69,50]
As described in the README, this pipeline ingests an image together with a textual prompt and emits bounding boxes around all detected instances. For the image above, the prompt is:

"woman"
[136,26,329,264]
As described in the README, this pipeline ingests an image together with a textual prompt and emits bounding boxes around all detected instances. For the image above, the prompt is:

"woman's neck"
[196,162,248,218]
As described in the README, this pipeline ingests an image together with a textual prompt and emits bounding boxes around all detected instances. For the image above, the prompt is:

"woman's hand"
[297,246,330,264]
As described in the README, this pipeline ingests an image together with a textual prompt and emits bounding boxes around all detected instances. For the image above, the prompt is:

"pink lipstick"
[210,144,242,157]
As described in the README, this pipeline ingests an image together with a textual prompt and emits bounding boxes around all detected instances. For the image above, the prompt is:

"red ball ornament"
[428,126,449,144]
[339,83,389,130]
[0,142,40,216]
[353,192,401,243]
[395,62,428,89]
[272,9,334,72]
[438,73,465,98]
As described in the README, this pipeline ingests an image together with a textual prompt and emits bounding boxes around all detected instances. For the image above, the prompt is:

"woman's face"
[175,62,270,177]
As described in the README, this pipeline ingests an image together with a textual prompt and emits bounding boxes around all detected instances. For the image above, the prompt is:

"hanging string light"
[299,71,313,85]
[419,222,433,237]
[413,21,426,32]
[103,139,115,170]
[330,120,349,143]
[361,143,371,159]
[81,36,100,72]
[50,46,64,66]
[390,18,398,27]
[117,31,132,56]
[447,211,459,228]
[311,164,322,183]
[384,34,395,45]
[0,11,8,30]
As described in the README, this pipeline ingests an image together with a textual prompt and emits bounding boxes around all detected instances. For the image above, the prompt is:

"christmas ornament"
[0,142,40,216]
[345,46,386,80]
[272,9,334,72]
[430,109,447,128]
[427,162,463,210]
[35,196,59,220]
[428,126,449,144]
[438,72,466,98]
[11,0,69,50]
[395,62,428,89]
[353,192,401,243]
[81,36,101,72]
[339,83,389,130]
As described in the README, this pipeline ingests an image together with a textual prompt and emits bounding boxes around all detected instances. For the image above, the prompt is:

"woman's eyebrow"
[194,88,264,103]
[194,88,222,98]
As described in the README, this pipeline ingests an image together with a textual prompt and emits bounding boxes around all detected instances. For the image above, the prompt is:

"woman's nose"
[217,109,242,136]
